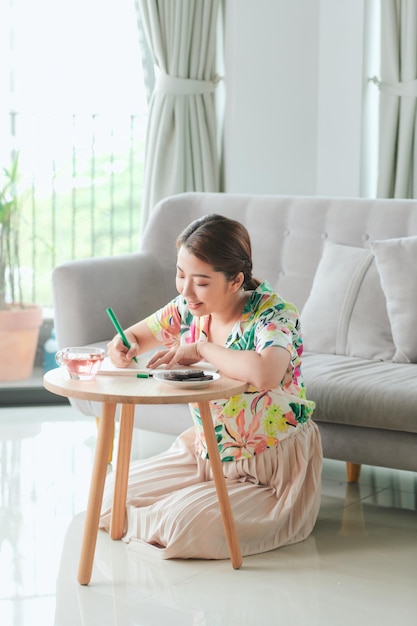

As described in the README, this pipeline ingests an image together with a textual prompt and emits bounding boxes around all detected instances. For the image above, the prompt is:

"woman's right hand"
[107,334,139,367]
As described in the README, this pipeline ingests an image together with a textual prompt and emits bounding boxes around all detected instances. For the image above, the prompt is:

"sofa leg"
[346,462,361,483]
[96,417,114,464]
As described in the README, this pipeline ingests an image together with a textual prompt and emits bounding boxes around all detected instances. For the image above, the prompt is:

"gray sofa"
[52,192,417,481]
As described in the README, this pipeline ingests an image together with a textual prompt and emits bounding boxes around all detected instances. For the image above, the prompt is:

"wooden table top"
[43,367,248,405]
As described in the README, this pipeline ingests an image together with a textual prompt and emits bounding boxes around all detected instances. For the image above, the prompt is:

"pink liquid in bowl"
[57,348,105,380]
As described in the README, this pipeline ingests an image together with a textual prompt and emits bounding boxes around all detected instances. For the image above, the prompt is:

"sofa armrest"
[52,252,169,349]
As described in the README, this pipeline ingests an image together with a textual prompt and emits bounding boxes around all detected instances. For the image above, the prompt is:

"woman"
[101,214,322,559]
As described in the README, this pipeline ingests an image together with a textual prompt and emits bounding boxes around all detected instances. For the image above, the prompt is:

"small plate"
[153,370,220,389]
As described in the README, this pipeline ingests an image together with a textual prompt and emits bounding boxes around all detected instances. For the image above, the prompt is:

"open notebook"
[97,356,218,377]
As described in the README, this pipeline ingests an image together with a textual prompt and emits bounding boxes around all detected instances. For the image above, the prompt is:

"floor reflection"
[1,406,416,626]
[55,512,322,626]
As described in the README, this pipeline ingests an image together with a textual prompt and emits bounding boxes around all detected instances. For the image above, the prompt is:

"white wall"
[223,0,369,198]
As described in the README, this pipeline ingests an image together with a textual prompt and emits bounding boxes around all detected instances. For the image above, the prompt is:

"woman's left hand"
[146,343,202,369]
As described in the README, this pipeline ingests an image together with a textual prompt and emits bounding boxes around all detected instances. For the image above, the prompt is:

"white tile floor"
[1,404,416,626]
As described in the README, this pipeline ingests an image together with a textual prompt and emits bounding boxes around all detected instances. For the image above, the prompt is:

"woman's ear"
[231,272,245,292]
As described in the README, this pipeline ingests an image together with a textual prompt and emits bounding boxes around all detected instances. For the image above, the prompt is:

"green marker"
[106,307,138,363]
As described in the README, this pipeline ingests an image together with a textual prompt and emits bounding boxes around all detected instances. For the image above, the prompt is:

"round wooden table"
[44,368,248,585]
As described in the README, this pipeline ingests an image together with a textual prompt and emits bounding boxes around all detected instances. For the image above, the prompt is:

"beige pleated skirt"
[100,419,322,560]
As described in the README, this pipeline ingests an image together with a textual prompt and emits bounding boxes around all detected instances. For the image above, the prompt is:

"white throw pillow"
[371,236,417,363]
[300,241,395,360]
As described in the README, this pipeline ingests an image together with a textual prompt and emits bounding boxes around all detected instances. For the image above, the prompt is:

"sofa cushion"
[72,352,417,438]
[300,241,395,361]
[302,352,417,434]
[371,236,417,363]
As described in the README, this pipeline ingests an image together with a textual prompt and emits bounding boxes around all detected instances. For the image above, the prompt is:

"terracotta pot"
[0,305,43,381]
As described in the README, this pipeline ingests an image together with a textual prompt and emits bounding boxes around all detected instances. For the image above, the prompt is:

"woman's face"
[176,246,241,316]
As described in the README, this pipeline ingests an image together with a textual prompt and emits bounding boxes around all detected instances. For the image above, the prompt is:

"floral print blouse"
[146,281,315,462]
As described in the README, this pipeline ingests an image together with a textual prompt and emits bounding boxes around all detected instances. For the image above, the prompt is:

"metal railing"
[7,110,147,310]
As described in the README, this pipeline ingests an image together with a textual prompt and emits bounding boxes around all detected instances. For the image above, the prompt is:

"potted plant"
[0,152,42,381]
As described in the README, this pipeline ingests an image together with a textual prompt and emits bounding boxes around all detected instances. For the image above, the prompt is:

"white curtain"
[376,0,417,198]
[136,0,221,231]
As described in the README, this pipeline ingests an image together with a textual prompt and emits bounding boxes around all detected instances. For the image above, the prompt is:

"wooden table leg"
[77,402,116,585]
[110,403,135,540]
[346,462,361,483]
[198,400,242,569]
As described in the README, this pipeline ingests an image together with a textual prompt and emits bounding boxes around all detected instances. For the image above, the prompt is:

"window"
[1,0,149,310]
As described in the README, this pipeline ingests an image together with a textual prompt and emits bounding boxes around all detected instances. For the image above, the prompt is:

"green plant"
[0,152,23,309]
